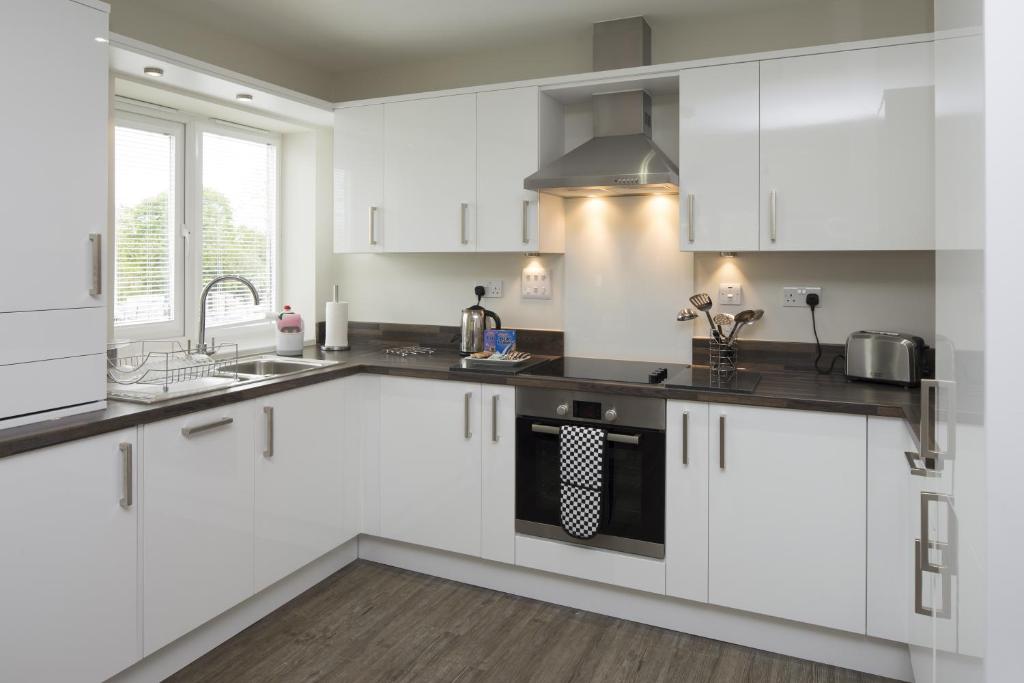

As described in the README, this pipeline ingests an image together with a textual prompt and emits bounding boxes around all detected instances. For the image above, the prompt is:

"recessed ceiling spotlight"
[236,93,254,102]
[94,36,108,43]
[143,66,164,77]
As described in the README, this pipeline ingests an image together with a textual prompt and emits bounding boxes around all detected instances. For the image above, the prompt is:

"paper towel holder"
[321,284,351,352]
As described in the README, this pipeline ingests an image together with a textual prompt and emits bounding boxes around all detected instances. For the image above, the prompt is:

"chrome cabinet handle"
[921,379,956,463]
[682,411,689,465]
[181,417,234,438]
[89,233,102,296]
[920,491,956,575]
[119,442,133,509]
[904,451,940,477]
[460,202,469,245]
[263,406,274,458]
[686,194,695,243]
[522,200,531,244]
[528,423,640,445]
[769,191,778,242]
[491,394,500,443]
[718,415,726,469]
[464,391,472,439]
[914,539,952,618]
[368,205,378,246]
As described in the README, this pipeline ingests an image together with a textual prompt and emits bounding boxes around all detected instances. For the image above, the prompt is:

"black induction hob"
[521,357,761,393]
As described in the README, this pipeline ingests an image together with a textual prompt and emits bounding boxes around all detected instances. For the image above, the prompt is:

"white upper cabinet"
[334,105,384,253]
[378,377,482,556]
[255,380,358,592]
[759,43,934,250]
[384,94,477,252]
[477,87,565,253]
[0,430,139,683]
[678,63,760,252]
[708,404,867,633]
[0,0,109,313]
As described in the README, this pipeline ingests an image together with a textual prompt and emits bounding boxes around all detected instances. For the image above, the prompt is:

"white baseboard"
[109,539,359,683]
[359,536,914,682]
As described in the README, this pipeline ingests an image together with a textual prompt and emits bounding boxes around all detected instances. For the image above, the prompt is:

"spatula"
[689,293,718,339]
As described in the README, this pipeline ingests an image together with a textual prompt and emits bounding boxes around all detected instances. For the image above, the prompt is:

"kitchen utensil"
[689,293,718,339]
[713,313,735,338]
[726,309,758,343]
[460,286,502,356]
[676,308,699,322]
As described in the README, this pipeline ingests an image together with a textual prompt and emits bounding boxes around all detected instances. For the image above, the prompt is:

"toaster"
[845,331,926,387]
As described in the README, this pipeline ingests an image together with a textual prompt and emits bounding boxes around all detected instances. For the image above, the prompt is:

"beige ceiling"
[107,0,820,74]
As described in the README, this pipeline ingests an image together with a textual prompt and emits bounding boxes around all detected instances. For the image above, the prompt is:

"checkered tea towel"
[559,424,608,540]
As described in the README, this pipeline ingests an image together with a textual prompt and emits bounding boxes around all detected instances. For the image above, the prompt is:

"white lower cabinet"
[255,380,358,592]
[143,402,256,655]
[665,400,710,602]
[481,384,516,564]
[0,430,139,682]
[707,404,867,633]
[379,377,483,555]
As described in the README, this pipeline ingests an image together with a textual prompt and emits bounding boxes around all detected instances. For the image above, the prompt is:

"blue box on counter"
[484,329,517,354]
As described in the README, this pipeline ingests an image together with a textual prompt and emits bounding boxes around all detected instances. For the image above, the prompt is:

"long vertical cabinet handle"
[89,233,102,296]
[368,206,378,246]
[263,406,274,458]
[464,391,472,439]
[769,191,778,243]
[522,200,530,245]
[915,491,955,618]
[921,379,956,464]
[119,442,133,509]
[719,415,726,469]
[686,194,695,243]
[460,203,469,245]
[491,394,500,443]
[681,410,689,465]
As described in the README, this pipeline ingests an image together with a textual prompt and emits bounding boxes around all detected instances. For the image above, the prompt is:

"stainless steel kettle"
[460,286,502,355]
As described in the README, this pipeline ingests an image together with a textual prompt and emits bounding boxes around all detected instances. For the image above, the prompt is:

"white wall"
[280,132,318,341]
[693,252,936,345]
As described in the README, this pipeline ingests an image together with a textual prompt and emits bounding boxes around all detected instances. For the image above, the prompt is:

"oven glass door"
[515,417,665,558]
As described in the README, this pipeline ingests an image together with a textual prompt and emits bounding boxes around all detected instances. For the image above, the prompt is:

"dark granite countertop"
[0,343,920,459]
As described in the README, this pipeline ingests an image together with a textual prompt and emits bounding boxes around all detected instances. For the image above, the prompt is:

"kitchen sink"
[219,355,340,379]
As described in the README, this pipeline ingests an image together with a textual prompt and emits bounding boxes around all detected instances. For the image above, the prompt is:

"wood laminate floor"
[168,560,898,683]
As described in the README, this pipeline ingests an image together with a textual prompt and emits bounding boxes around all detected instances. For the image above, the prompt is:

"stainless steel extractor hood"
[524,17,679,198]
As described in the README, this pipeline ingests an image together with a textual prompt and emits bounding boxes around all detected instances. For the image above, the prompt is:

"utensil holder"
[709,338,738,377]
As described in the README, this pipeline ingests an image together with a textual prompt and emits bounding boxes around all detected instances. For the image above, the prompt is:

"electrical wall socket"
[783,286,822,307]
[475,280,503,298]
[521,264,551,300]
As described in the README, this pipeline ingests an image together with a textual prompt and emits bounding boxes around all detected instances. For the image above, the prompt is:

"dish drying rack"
[107,340,239,394]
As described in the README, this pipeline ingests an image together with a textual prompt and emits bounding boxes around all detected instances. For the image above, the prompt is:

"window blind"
[113,126,176,327]
[200,131,277,327]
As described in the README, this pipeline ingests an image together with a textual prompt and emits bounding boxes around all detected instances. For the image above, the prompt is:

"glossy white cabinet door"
[0,0,108,312]
[708,405,866,633]
[255,380,357,592]
[760,43,934,250]
[481,385,515,564]
[379,377,482,556]
[678,63,760,252]
[665,400,709,602]
[476,87,565,253]
[334,104,384,253]
[0,430,138,682]
[384,94,477,252]
[143,402,256,655]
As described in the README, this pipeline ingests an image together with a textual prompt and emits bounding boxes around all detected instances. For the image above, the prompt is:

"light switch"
[522,264,552,300]
[718,283,743,306]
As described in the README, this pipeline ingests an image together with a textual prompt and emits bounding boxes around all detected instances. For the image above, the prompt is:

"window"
[113,107,280,341]
[113,117,183,334]
[200,132,277,326]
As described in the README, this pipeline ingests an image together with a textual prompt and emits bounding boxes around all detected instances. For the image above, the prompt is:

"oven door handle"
[529,423,640,445]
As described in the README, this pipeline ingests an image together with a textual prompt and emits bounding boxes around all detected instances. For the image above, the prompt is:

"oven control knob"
[604,408,618,422]
[556,403,569,416]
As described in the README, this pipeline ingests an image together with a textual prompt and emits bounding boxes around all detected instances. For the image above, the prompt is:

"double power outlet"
[783,286,823,307]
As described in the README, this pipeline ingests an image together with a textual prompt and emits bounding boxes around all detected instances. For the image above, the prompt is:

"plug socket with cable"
[805,292,842,374]
[806,292,820,308]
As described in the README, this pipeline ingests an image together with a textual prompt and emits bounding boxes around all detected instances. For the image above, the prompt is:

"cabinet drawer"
[0,353,105,423]
[0,307,105,365]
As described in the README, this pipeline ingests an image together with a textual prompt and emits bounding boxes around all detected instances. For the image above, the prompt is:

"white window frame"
[112,110,186,340]
[112,101,283,349]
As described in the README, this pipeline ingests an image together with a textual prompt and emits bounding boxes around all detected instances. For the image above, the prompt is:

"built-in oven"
[515,387,665,559]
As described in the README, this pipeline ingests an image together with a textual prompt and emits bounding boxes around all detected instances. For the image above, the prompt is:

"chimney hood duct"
[524,17,679,198]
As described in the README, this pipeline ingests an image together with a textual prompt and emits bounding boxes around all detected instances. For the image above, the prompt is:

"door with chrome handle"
[686,194,696,244]
[521,199,531,245]
[263,406,274,458]
[718,415,726,469]
[681,410,689,465]
[491,394,500,443]
[768,190,778,243]
[464,391,472,439]
[368,205,378,246]
[89,233,102,296]
[119,442,133,509]
[459,203,469,245]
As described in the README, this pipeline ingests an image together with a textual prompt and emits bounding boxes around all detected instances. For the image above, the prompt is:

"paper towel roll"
[324,300,349,350]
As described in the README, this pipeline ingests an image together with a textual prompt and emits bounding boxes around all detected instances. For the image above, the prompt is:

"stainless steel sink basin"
[219,355,339,379]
